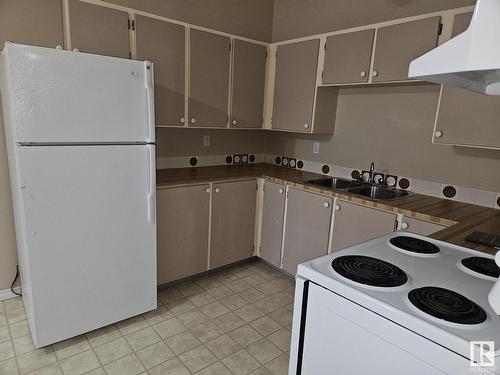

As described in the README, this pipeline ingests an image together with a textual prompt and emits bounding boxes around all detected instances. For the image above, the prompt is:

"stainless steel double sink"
[305,177,410,200]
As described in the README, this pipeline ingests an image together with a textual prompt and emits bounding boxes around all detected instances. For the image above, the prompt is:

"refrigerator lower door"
[16,144,156,347]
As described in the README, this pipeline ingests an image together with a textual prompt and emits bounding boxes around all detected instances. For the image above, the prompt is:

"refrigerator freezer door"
[17,145,156,347]
[1,43,154,144]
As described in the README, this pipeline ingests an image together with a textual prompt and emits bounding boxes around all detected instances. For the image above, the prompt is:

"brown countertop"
[157,163,500,255]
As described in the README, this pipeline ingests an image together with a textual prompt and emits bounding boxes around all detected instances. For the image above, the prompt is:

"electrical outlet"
[313,143,320,154]
[203,135,210,147]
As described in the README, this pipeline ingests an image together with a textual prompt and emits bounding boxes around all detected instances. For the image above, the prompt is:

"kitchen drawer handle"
[215,187,220,193]
[232,120,237,125]
[191,118,197,124]
[435,130,443,138]
[180,117,185,123]
[334,205,341,211]
[205,187,211,193]
[279,188,284,194]
[323,202,330,208]
[401,222,409,230]
[360,71,367,77]
[372,70,379,77]
[304,123,310,129]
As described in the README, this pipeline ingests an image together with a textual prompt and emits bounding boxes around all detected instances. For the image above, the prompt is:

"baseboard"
[157,257,259,290]
[0,287,21,302]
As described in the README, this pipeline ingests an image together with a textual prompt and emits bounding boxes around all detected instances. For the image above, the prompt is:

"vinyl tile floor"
[0,261,295,374]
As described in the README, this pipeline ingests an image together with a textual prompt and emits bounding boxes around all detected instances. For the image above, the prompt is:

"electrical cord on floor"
[11,265,22,296]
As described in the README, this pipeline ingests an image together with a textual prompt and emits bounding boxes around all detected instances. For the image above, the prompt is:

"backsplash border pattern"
[157,154,500,209]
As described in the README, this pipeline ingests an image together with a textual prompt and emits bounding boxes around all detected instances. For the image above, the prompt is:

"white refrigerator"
[0,43,157,348]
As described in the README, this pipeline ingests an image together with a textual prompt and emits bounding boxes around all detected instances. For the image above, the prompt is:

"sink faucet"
[369,162,375,184]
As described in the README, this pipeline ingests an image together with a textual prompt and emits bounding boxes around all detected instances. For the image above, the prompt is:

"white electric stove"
[289,232,500,375]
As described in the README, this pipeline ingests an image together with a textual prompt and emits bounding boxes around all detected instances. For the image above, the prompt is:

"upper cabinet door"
[136,16,185,127]
[451,12,473,36]
[434,11,500,149]
[323,29,375,85]
[231,40,267,128]
[189,29,230,128]
[0,0,63,48]
[372,17,440,82]
[272,39,320,132]
[68,0,130,59]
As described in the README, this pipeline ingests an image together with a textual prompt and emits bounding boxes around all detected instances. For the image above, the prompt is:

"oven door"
[299,283,480,375]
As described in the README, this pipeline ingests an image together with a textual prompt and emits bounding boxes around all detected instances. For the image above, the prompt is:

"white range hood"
[409,0,500,95]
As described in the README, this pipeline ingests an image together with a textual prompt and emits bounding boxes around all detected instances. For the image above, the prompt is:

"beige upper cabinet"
[282,188,332,275]
[0,0,64,48]
[331,200,396,252]
[323,29,375,85]
[434,12,500,149]
[372,17,441,82]
[136,16,185,127]
[156,185,210,285]
[231,40,267,128]
[272,39,320,132]
[189,29,230,128]
[260,182,286,268]
[68,0,130,58]
[210,180,256,268]
[400,217,446,236]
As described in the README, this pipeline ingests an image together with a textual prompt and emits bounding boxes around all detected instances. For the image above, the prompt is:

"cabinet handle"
[372,70,379,77]
[205,187,211,193]
[180,117,185,123]
[232,120,237,125]
[190,118,196,124]
[304,123,310,129]
[214,187,220,193]
[334,204,341,211]
[401,222,409,230]
[434,130,443,138]
[360,71,367,77]
[323,202,330,208]
[279,188,284,194]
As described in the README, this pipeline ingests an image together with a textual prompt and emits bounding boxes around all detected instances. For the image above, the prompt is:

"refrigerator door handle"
[145,61,155,143]
[147,145,156,224]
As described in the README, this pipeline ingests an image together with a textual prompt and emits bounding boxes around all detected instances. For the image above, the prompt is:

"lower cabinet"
[282,188,333,275]
[156,179,444,285]
[260,182,286,267]
[156,185,210,285]
[210,180,257,268]
[331,200,397,252]
[400,216,446,236]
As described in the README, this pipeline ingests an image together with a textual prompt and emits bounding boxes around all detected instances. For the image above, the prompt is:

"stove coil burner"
[408,286,487,325]
[390,236,440,254]
[331,255,408,287]
[461,257,500,279]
